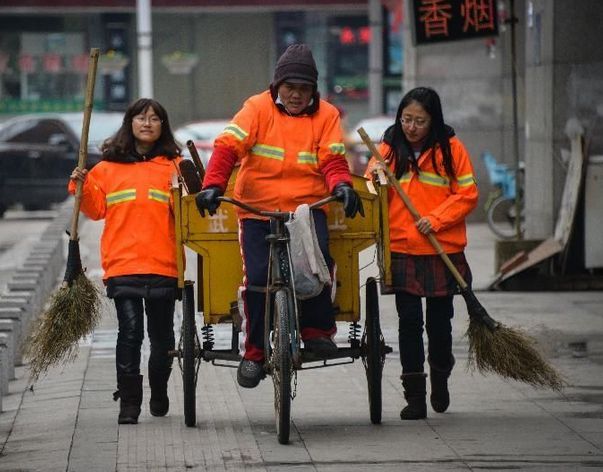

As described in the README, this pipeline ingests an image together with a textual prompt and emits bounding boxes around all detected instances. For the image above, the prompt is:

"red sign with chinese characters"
[339,26,371,45]
[19,54,36,73]
[43,53,63,73]
[412,0,498,44]
[71,53,89,74]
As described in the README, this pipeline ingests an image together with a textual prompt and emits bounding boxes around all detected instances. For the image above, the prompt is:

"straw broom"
[24,49,103,381]
[358,128,564,390]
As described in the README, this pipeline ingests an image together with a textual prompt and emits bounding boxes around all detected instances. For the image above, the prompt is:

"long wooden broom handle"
[70,48,100,241]
[357,127,469,290]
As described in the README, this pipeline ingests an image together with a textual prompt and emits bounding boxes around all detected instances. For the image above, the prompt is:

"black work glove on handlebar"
[195,186,223,217]
[332,183,365,218]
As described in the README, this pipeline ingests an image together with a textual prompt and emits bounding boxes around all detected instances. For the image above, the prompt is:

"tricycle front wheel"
[272,289,292,444]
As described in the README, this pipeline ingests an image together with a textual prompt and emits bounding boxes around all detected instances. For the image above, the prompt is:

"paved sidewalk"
[0,219,602,471]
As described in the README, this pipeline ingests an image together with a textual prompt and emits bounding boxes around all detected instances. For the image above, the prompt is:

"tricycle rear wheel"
[182,281,197,427]
[363,277,383,424]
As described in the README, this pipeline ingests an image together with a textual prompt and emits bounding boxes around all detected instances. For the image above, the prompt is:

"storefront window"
[328,16,369,103]
[0,32,92,113]
[384,5,403,115]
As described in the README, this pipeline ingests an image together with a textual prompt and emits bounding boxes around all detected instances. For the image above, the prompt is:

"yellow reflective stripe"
[417,171,450,187]
[457,173,476,187]
[148,188,170,203]
[223,123,248,141]
[400,171,470,188]
[106,189,136,206]
[329,143,346,155]
[399,172,412,183]
[298,151,317,165]
[251,143,285,160]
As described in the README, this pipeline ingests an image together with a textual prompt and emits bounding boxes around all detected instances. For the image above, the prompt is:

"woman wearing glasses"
[365,87,478,420]
[69,98,182,424]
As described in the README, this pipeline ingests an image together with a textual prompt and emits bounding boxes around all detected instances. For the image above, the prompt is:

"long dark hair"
[383,86,455,180]
[101,98,181,162]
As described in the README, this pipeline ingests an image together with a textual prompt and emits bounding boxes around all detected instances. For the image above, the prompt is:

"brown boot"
[149,368,171,417]
[114,374,143,424]
[400,373,427,420]
[429,356,455,413]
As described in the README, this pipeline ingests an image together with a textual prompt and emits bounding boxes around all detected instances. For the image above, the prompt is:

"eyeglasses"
[400,116,430,129]
[133,115,162,125]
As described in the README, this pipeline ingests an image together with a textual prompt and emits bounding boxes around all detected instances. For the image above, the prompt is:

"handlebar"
[217,195,337,219]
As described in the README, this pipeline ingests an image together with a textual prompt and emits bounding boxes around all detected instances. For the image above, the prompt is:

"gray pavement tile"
[315,465,467,472]
[1,216,603,470]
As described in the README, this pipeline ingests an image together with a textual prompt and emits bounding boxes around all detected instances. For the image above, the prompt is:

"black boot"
[429,355,454,413]
[149,368,171,417]
[114,374,143,424]
[400,373,427,420]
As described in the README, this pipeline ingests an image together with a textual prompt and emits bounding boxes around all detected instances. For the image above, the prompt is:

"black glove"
[332,183,365,218]
[195,186,223,217]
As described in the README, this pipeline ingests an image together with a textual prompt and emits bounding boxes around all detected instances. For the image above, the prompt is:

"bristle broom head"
[466,318,566,391]
[23,273,102,382]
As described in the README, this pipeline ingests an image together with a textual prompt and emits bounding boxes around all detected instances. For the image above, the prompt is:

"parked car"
[174,119,230,167]
[0,112,123,216]
[345,115,394,174]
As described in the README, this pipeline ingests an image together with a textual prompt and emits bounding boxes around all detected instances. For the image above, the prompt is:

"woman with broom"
[69,98,183,425]
[365,86,478,420]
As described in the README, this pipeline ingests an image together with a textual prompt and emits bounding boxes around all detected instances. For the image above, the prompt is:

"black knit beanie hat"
[272,43,318,89]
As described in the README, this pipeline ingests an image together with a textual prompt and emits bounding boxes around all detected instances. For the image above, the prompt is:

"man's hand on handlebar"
[195,186,223,217]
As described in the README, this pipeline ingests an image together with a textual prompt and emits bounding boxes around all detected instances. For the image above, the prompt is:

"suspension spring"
[201,325,215,351]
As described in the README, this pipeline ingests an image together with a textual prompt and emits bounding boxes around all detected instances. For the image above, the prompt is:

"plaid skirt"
[387,252,472,297]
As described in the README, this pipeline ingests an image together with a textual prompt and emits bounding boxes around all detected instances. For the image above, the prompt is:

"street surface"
[0,216,601,471]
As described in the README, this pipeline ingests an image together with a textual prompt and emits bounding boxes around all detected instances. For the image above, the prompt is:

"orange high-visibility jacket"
[68,156,181,281]
[367,138,478,255]
[203,90,351,218]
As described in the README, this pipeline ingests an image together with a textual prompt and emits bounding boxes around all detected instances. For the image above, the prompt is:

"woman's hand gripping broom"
[24,49,103,382]
[358,127,564,390]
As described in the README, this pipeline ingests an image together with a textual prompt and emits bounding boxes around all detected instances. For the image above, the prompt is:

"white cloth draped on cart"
[285,204,331,300]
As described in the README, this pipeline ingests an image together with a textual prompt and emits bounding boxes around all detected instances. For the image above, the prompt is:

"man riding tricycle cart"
[171,170,392,445]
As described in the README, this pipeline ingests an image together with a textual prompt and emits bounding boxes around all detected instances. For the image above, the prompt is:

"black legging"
[114,297,175,376]
[395,292,454,374]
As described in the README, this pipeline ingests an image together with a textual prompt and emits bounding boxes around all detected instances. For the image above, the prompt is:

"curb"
[0,201,72,409]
